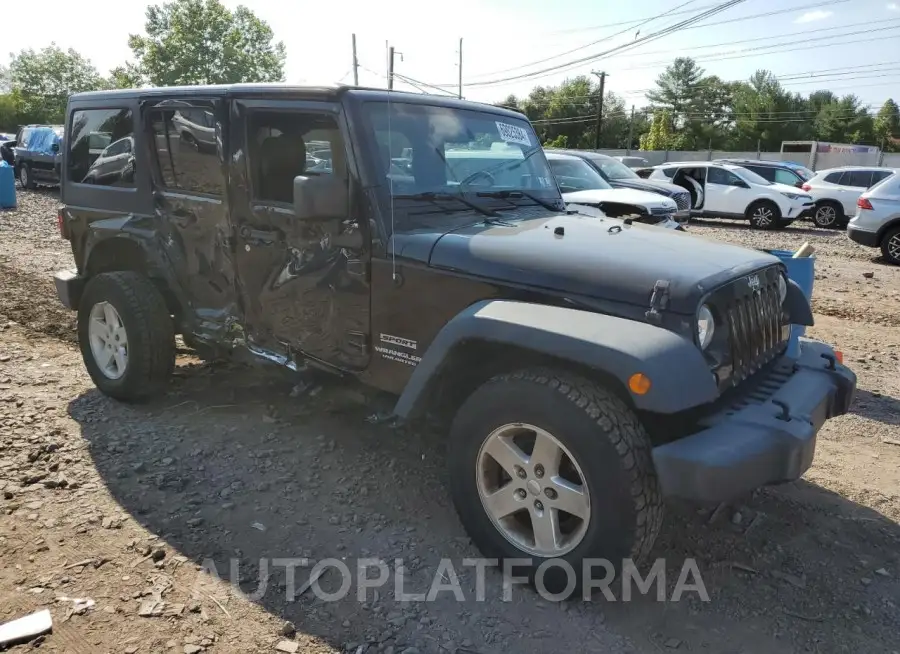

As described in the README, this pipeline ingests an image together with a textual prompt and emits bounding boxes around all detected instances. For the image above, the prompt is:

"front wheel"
[747,201,781,230]
[881,226,900,265]
[813,201,843,229]
[448,368,663,596]
[77,271,175,401]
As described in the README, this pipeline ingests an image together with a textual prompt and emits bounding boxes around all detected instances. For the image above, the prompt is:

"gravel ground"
[1,190,899,654]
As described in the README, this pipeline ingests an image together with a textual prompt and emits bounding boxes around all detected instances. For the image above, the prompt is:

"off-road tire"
[880,226,900,266]
[813,201,844,229]
[746,200,782,230]
[448,368,663,596]
[19,163,35,189]
[77,272,175,401]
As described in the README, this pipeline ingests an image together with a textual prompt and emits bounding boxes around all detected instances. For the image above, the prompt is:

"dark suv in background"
[14,124,65,188]
[552,149,692,213]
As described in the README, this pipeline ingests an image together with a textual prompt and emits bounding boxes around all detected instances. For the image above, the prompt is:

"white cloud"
[888,2,899,10]
[794,9,834,23]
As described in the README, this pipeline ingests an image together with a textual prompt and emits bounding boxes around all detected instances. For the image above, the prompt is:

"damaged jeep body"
[54,85,856,587]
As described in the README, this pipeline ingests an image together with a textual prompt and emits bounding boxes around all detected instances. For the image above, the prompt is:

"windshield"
[594,157,638,181]
[365,101,560,225]
[733,166,772,186]
[547,157,612,192]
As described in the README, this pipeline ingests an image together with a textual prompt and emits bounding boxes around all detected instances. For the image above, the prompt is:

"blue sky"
[7,0,900,111]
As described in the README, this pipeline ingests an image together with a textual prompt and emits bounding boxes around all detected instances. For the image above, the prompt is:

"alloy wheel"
[815,205,837,227]
[476,423,591,557]
[88,301,129,380]
[753,206,774,226]
[888,233,900,263]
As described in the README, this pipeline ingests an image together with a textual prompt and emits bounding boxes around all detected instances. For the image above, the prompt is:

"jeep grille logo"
[747,274,761,291]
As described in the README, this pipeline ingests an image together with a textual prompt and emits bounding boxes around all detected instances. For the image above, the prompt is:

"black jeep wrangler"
[53,85,856,585]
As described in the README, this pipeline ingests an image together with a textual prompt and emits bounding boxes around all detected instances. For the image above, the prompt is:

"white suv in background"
[847,170,900,265]
[801,166,896,228]
[649,162,814,229]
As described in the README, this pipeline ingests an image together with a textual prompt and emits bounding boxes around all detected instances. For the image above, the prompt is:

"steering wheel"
[459,170,495,187]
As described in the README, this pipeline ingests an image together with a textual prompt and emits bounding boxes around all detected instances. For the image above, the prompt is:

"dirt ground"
[1,189,899,654]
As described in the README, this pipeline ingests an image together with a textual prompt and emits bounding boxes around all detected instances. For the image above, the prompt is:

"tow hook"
[820,353,837,370]
[772,399,791,421]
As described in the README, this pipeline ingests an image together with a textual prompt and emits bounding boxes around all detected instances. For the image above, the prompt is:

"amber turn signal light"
[835,351,843,365]
[628,373,652,395]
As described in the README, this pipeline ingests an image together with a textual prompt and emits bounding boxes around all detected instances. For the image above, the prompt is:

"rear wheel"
[881,226,900,265]
[747,201,781,230]
[813,201,843,229]
[77,272,175,401]
[19,163,35,189]
[448,368,663,596]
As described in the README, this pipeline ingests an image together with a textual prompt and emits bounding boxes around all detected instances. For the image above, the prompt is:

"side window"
[149,102,223,195]
[773,169,799,186]
[706,167,738,185]
[869,170,891,187]
[824,172,843,184]
[248,111,343,204]
[749,166,775,182]
[68,108,134,187]
[846,171,873,188]
[660,167,675,179]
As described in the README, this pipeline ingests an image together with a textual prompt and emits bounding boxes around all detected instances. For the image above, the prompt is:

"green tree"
[874,99,900,151]
[128,0,286,86]
[107,63,146,90]
[8,44,105,123]
[543,134,568,148]
[639,110,684,150]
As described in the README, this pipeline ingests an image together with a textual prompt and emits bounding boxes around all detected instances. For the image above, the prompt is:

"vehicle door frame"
[228,96,372,371]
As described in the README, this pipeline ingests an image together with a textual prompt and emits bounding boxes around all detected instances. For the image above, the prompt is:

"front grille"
[714,267,788,385]
[672,191,691,211]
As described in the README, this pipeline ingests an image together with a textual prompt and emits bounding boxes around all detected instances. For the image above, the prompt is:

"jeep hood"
[398,213,780,314]
[609,178,686,196]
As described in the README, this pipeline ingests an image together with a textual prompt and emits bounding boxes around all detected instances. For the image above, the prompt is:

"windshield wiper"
[475,189,561,212]
[394,191,501,218]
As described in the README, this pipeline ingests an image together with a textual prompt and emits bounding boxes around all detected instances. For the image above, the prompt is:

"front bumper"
[787,201,815,219]
[652,339,856,502]
[847,225,879,247]
[53,269,85,310]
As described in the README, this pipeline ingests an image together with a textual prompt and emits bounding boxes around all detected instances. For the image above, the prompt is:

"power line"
[437,0,750,88]
[465,0,701,80]
[462,0,848,83]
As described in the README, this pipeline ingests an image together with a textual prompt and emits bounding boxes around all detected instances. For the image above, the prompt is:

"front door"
[229,100,370,371]
[704,166,754,215]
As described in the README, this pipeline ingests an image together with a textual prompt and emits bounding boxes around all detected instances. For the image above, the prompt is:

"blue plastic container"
[0,161,15,209]
[766,248,814,358]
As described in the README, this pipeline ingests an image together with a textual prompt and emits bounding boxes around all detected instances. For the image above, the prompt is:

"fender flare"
[80,216,189,314]
[392,300,719,418]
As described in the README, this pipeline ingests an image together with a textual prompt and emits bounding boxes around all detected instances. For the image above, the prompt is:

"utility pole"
[458,38,463,99]
[388,46,395,90]
[591,71,606,151]
[351,34,359,86]
[626,105,635,152]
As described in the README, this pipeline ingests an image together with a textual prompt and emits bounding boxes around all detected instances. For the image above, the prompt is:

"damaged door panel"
[229,100,370,371]
[142,98,238,341]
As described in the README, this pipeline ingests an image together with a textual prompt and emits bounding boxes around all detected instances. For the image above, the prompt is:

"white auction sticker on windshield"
[495,122,531,147]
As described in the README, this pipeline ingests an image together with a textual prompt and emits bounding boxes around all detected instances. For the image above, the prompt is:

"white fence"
[593,149,900,171]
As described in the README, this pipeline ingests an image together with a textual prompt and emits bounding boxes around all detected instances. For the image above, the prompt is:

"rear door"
[228,99,370,371]
[143,97,237,331]
[838,170,876,215]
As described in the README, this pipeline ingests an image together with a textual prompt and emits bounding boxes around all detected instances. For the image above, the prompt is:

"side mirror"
[733,180,750,189]
[293,175,349,220]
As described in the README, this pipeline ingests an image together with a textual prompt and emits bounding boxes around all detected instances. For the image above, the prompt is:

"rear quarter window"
[659,167,675,179]
[68,108,135,187]
[823,172,844,184]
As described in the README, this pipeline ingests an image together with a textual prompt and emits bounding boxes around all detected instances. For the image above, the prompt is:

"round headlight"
[778,274,788,303]
[697,304,715,350]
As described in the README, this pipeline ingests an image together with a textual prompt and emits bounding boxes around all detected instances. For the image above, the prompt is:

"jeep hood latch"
[645,279,670,324]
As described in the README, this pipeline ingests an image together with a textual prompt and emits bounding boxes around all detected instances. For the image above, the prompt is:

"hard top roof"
[67,84,527,120]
